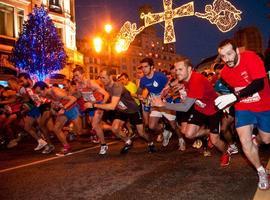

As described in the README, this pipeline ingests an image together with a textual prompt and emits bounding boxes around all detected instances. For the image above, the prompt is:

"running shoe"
[92,135,100,144]
[227,144,239,155]
[162,129,172,147]
[56,145,72,156]
[99,145,108,155]
[120,143,132,154]
[258,170,269,190]
[42,144,55,154]
[220,153,230,167]
[34,139,47,151]
[178,138,186,151]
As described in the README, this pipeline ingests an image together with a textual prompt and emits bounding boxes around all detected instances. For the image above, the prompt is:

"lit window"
[90,66,93,73]
[17,9,24,34]
[0,3,14,37]
[49,0,62,14]
[56,28,63,39]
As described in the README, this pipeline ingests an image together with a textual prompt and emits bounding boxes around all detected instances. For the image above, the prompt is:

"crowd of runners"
[1,39,270,190]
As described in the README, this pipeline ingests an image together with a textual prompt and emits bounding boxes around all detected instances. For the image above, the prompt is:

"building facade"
[77,5,185,81]
[0,0,83,82]
[196,26,264,72]
[77,28,185,81]
[234,26,263,55]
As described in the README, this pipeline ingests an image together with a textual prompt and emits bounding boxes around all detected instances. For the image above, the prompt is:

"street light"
[93,23,124,70]
[104,23,112,34]
[115,39,125,53]
[93,24,114,58]
[93,37,103,53]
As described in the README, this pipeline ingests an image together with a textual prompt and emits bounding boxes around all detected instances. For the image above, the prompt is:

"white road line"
[253,159,270,200]
[0,141,119,174]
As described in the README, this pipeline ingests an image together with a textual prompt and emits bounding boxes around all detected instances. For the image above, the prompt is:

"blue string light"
[11,6,66,81]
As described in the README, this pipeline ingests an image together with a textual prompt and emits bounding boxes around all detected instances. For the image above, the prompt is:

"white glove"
[214,93,237,110]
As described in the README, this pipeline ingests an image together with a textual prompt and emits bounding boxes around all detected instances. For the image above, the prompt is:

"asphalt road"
[0,136,269,200]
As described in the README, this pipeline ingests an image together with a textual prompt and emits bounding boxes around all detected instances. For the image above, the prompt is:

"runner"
[152,57,230,167]
[89,68,156,154]
[215,39,270,190]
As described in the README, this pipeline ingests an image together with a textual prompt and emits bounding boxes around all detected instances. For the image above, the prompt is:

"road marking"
[0,141,119,174]
[253,158,270,200]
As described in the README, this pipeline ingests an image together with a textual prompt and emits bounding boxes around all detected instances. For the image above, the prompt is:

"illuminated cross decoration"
[115,0,242,52]
[140,0,194,44]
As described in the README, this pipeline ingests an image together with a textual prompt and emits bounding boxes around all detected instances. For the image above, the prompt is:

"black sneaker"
[148,144,157,153]
[120,143,132,154]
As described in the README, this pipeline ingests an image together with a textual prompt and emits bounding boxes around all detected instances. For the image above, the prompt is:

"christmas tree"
[11,5,66,81]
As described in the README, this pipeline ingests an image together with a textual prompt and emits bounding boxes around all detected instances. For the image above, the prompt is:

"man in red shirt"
[215,39,270,190]
[152,57,230,167]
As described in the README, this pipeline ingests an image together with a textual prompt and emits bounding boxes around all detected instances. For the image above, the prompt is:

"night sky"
[75,0,270,65]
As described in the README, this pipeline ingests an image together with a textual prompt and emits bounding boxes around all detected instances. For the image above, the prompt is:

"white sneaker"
[156,134,163,142]
[178,138,186,151]
[7,139,18,148]
[227,144,239,155]
[99,145,108,155]
[34,139,47,151]
[162,130,172,147]
[258,170,269,190]
[42,144,55,154]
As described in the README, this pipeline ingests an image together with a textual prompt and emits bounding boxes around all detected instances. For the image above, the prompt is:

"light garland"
[115,0,242,51]
[115,21,145,52]
[195,0,242,32]
[141,0,194,44]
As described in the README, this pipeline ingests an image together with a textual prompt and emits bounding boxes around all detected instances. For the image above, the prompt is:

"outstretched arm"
[151,96,196,112]
[94,96,120,111]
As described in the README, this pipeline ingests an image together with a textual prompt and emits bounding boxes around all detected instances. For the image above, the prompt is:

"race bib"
[117,100,127,110]
[82,91,96,102]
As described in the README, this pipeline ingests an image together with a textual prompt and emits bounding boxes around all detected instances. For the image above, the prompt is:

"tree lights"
[10,6,66,81]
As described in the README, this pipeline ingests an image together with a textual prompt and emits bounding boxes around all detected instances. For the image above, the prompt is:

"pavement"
[0,135,270,200]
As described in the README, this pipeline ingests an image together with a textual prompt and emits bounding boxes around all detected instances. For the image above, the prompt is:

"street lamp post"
[93,23,114,67]
[92,23,126,76]
[93,37,102,53]
[104,23,112,67]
